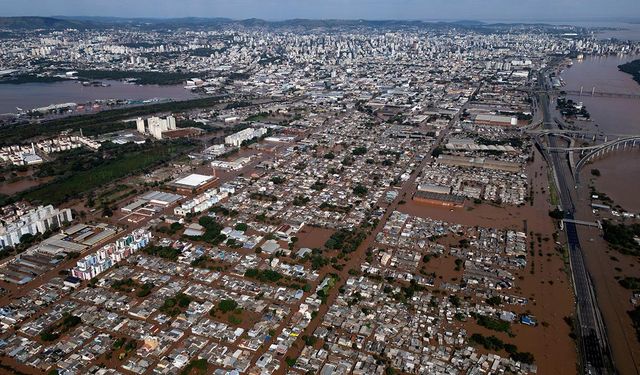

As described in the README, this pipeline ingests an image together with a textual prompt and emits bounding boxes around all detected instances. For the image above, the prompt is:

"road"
[538,87,614,375]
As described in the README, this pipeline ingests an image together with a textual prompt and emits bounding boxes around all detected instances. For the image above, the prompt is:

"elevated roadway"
[537,85,614,374]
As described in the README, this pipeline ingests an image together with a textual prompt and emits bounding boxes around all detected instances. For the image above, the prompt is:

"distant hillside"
[0,17,91,29]
[0,16,579,32]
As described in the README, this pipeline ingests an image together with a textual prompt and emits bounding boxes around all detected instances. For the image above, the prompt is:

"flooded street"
[401,149,578,375]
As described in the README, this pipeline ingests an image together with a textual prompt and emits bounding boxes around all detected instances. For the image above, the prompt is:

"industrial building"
[169,174,218,194]
[121,191,184,213]
[437,155,522,173]
[413,183,465,208]
[474,114,518,127]
[0,223,118,284]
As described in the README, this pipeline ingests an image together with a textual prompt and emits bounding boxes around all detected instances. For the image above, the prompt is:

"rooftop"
[173,174,215,188]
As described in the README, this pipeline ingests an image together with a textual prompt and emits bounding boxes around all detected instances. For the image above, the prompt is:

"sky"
[0,0,639,22]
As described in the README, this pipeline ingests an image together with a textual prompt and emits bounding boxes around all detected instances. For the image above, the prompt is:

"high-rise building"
[0,205,73,249]
[167,115,177,130]
[134,115,179,139]
[136,117,146,134]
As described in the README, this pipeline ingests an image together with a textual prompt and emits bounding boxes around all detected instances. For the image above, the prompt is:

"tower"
[167,115,176,130]
[136,117,146,134]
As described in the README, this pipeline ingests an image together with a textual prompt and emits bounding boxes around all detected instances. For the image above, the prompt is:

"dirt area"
[295,226,335,249]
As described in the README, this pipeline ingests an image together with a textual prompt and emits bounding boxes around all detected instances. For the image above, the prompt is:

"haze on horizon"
[0,0,639,22]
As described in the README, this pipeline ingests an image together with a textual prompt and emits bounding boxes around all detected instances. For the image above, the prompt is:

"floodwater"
[589,22,640,41]
[400,149,578,375]
[0,177,53,195]
[575,219,640,375]
[588,150,640,213]
[560,54,640,135]
[562,52,640,374]
[0,80,197,114]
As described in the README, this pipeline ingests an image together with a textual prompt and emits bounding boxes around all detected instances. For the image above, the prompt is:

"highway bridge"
[537,87,614,374]
[563,89,640,100]
[520,87,640,100]
[545,136,640,152]
[574,137,640,183]
[527,128,637,139]
[534,130,640,184]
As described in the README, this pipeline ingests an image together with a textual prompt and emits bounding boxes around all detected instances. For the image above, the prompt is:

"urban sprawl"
[0,20,639,375]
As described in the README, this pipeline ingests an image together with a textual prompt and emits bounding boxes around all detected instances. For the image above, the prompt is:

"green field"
[22,141,195,204]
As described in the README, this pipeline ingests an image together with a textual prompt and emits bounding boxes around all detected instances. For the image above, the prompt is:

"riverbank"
[0,79,197,114]
[575,166,640,375]
[560,54,640,135]
[618,59,640,86]
[560,52,640,375]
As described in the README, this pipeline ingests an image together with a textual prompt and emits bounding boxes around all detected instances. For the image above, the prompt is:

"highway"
[538,87,614,375]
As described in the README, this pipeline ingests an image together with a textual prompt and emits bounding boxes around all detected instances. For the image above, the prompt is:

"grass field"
[23,141,195,204]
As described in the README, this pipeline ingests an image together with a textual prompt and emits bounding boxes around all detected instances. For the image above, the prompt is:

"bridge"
[519,87,640,100]
[574,137,640,183]
[563,219,601,229]
[563,89,640,100]
[526,128,636,139]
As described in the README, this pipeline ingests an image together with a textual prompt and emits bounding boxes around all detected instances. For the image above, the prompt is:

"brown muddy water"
[561,54,640,135]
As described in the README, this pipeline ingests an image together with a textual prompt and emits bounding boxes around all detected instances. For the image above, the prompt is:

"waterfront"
[0,80,198,114]
[561,54,640,134]
[560,51,640,375]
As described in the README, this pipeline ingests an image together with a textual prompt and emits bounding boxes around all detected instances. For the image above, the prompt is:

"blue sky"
[0,0,638,21]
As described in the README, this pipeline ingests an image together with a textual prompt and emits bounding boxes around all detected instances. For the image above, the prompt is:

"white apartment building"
[136,117,146,133]
[224,127,268,147]
[0,205,73,248]
[136,115,177,140]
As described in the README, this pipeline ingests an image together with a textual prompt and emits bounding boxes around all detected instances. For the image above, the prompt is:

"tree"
[352,146,367,156]
[548,208,564,220]
[353,184,368,197]
[218,299,238,313]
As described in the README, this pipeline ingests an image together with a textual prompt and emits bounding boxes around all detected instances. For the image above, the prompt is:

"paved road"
[538,89,613,375]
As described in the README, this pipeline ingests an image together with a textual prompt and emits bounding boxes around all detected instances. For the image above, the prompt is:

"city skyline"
[0,5,639,375]
[1,0,639,21]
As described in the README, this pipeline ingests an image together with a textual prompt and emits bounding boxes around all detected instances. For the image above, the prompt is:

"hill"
[0,16,90,29]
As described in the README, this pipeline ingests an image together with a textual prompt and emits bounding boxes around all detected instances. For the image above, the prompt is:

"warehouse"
[474,114,517,127]
[169,173,218,194]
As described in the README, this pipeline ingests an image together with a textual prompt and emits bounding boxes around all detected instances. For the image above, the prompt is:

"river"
[0,80,198,114]
[559,36,640,375]
[560,54,640,135]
